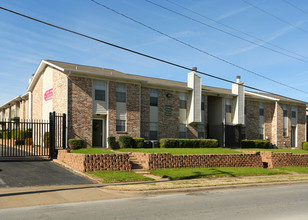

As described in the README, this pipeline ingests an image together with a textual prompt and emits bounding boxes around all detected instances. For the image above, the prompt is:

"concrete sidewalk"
[0,184,140,209]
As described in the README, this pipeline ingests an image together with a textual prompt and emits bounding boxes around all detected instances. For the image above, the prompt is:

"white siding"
[93,80,107,114]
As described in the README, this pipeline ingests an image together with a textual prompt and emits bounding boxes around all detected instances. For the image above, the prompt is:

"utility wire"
[241,0,308,35]
[0,5,304,98]
[282,0,308,16]
[164,0,308,61]
[145,0,308,64]
[89,0,308,94]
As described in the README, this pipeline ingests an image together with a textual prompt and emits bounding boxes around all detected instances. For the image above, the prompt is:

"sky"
[1,0,308,106]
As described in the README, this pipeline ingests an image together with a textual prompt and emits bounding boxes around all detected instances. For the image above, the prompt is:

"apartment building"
[1,60,306,148]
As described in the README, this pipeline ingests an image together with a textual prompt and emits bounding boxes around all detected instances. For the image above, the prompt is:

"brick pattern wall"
[297,105,306,147]
[271,153,308,167]
[57,150,131,172]
[140,87,150,139]
[108,81,141,139]
[264,102,275,142]
[131,152,263,170]
[245,100,259,139]
[158,89,179,139]
[126,83,140,137]
[53,69,67,114]
[68,76,92,147]
[32,74,43,120]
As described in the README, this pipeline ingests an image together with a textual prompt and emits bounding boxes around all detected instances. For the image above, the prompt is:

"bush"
[302,142,308,150]
[11,130,32,139]
[68,139,84,150]
[132,137,145,148]
[108,136,119,149]
[241,140,271,149]
[159,138,219,148]
[44,132,50,148]
[118,136,133,148]
[25,138,33,146]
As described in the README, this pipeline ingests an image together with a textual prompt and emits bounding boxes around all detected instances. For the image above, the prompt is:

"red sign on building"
[44,88,53,101]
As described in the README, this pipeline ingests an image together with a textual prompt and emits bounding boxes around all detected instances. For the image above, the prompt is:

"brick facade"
[68,76,92,147]
[264,102,275,142]
[53,68,67,114]
[140,87,150,139]
[158,89,179,139]
[32,74,43,120]
[245,100,259,140]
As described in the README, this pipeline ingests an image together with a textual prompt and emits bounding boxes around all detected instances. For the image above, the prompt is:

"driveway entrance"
[0,160,93,188]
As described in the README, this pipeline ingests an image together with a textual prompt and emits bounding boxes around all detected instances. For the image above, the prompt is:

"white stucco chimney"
[187,68,202,124]
[232,76,245,125]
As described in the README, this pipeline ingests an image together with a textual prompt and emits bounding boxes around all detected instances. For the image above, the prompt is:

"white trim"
[245,91,280,101]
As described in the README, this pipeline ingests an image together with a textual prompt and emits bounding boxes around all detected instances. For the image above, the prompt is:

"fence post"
[62,113,67,149]
[49,112,56,159]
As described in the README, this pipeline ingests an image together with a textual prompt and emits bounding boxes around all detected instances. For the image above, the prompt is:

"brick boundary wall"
[57,150,131,172]
[131,152,263,170]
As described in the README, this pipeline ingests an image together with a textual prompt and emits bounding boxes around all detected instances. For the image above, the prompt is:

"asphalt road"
[0,160,93,187]
[1,183,308,219]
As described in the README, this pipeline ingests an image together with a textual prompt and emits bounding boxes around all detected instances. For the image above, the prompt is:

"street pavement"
[1,183,308,219]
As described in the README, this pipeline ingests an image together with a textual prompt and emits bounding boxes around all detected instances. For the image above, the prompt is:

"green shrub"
[302,142,308,150]
[159,138,219,148]
[241,140,271,149]
[2,131,11,139]
[44,132,50,148]
[132,137,145,148]
[68,139,84,150]
[118,136,133,148]
[108,136,119,149]
[11,130,32,139]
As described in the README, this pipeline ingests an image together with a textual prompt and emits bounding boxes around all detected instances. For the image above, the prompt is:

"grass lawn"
[150,167,287,180]
[277,167,308,174]
[87,170,154,183]
[237,149,308,154]
[116,148,241,155]
[71,148,116,154]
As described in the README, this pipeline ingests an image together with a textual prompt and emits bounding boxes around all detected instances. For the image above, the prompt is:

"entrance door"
[291,126,296,148]
[92,119,104,147]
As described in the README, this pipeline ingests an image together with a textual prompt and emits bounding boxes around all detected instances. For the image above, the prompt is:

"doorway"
[92,119,105,147]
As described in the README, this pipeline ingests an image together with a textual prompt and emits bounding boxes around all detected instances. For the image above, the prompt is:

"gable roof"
[27,59,307,105]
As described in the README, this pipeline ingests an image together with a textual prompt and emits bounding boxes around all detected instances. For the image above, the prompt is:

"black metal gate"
[0,112,66,159]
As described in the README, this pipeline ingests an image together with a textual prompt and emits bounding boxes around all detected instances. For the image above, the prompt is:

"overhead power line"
[241,0,308,35]
[145,0,308,64]
[282,0,308,16]
[0,5,305,98]
[89,0,308,94]
[164,0,308,62]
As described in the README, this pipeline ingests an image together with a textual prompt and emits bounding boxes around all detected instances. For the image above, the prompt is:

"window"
[225,98,231,113]
[201,95,205,111]
[259,103,264,116]
[259,127,264,139]
[241,126,246,140]
[179,124,186,138]
[116,120,126,132]
[116,83,126,103]
[149,122,158,140]
[291,106,296,118]
[179,93,187,109]
[94,80,106,101]
[95,90,105,101]
[283,104,288,137]
[198,124,205,138]
[150,89,158,106]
